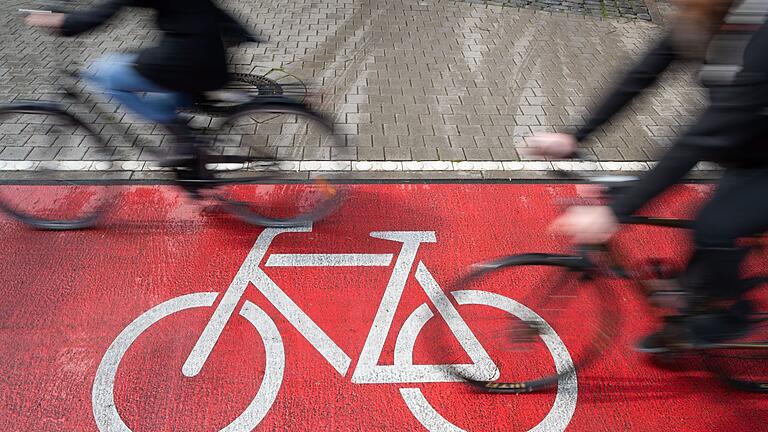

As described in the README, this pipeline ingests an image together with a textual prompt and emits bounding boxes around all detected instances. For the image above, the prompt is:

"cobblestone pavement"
[459,0,653,20]
[0,0,706,176]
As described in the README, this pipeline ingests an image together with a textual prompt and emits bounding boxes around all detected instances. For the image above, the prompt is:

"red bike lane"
[0,183,765,431]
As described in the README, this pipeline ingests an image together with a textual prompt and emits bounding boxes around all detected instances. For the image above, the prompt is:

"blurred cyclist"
[26,0,257,162]
[530,0,768,351]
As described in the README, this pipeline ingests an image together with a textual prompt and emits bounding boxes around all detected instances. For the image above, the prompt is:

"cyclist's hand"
[526,133,578,158]
[25,13,66,29]
[549,205,618,244]
[575,184,604,200]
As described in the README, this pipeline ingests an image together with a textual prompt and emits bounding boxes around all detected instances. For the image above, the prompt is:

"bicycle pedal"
[316,179,338,197]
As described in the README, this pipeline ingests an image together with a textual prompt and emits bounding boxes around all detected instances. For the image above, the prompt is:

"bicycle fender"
[0,102,68,115]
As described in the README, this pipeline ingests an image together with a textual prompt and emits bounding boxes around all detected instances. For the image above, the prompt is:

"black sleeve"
[214,4,261,45]
[609,25,768,217]
[609,143,700,217]
[573,36,678,142]
[60,0,136,37]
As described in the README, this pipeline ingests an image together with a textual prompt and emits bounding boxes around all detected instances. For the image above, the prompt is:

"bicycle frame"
[603,214,763,282]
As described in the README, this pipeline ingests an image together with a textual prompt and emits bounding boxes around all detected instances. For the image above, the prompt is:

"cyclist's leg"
[143,92,191,121]
[86,54,189,124]
[638,168,768,351]
[686,167,768,335]
[689,167,768,292]
[86,54,195,161]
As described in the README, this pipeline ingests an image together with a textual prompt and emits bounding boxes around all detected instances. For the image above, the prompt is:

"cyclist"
[530,2,768,351]
[25,0,257,161]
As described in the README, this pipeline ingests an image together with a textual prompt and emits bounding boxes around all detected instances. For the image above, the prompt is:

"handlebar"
[20,0,81,14]
[552,151,699,235]
[21,4,267,45]
[19,9,54,14]
[551,151,641,198]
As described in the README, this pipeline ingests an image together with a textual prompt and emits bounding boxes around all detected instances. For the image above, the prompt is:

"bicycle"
[91,226,579,431]
[0,6,345,230]
[454,174,768,394]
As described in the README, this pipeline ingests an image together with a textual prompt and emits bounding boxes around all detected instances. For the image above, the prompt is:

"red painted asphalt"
[0,184,766,431]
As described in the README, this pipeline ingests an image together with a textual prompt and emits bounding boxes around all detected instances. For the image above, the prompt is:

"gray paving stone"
[27,147,61,161]
[449,136,475,148]
[619,147,652,161]
[357,146,385,161]
[56,147,87,161]
[250,147,277,158]
[411,147,439,160]
[464,148,493,161]
[113,148,145,161]
[373,136,399,147]
[432,125,460,136]
[398,136,425,148]
[1,135,31,146]
[592,147,623,160]
[437,147,466,161]
[84,147,116,160]
[424,136,451,147]
[131,134,160,147]
[384,147,411,161]
[331,147,358,160]
[276,147,303,161]
[52,136,85,147]
[475,137,502,148]
[303,147,331,160]
[0,146,31,160]
[489,147,520,161]
[99,124,131,135]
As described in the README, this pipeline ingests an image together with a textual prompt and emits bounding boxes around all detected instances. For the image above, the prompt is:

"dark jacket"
[60,0,257,93]
[573,24,768,217]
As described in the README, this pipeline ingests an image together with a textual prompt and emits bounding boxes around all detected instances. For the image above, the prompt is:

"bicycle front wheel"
[206,102,346,227]
[451,253,618,393]
[0,105,114,230]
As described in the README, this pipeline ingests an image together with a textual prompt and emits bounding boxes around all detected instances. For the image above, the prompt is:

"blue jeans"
[85,54,189,124]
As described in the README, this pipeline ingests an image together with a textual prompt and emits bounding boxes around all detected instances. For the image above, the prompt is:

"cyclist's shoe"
[635,328,682,354]
[636,302,754,354]
[639,259,690,309]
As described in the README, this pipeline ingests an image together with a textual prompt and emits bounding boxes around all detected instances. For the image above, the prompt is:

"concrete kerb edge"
[0,160,722,181]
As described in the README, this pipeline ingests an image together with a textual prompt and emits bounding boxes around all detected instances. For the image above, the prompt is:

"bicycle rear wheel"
[452,253,618,393]
[0,105,114,230]
[205,102,345,227]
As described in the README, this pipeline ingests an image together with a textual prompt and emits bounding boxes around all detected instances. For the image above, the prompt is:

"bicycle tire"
[451,253,619,393]
[204,101,346,227]
[0,104,114,230]
[180,72,308,116]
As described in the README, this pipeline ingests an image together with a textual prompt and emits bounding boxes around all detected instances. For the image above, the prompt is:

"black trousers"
[686,167,768,300]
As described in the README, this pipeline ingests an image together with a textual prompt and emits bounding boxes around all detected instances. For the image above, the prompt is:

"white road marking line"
[0,160,721,172]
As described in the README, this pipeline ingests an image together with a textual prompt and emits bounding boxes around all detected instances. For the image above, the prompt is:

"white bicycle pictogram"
[92,226,577,431]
